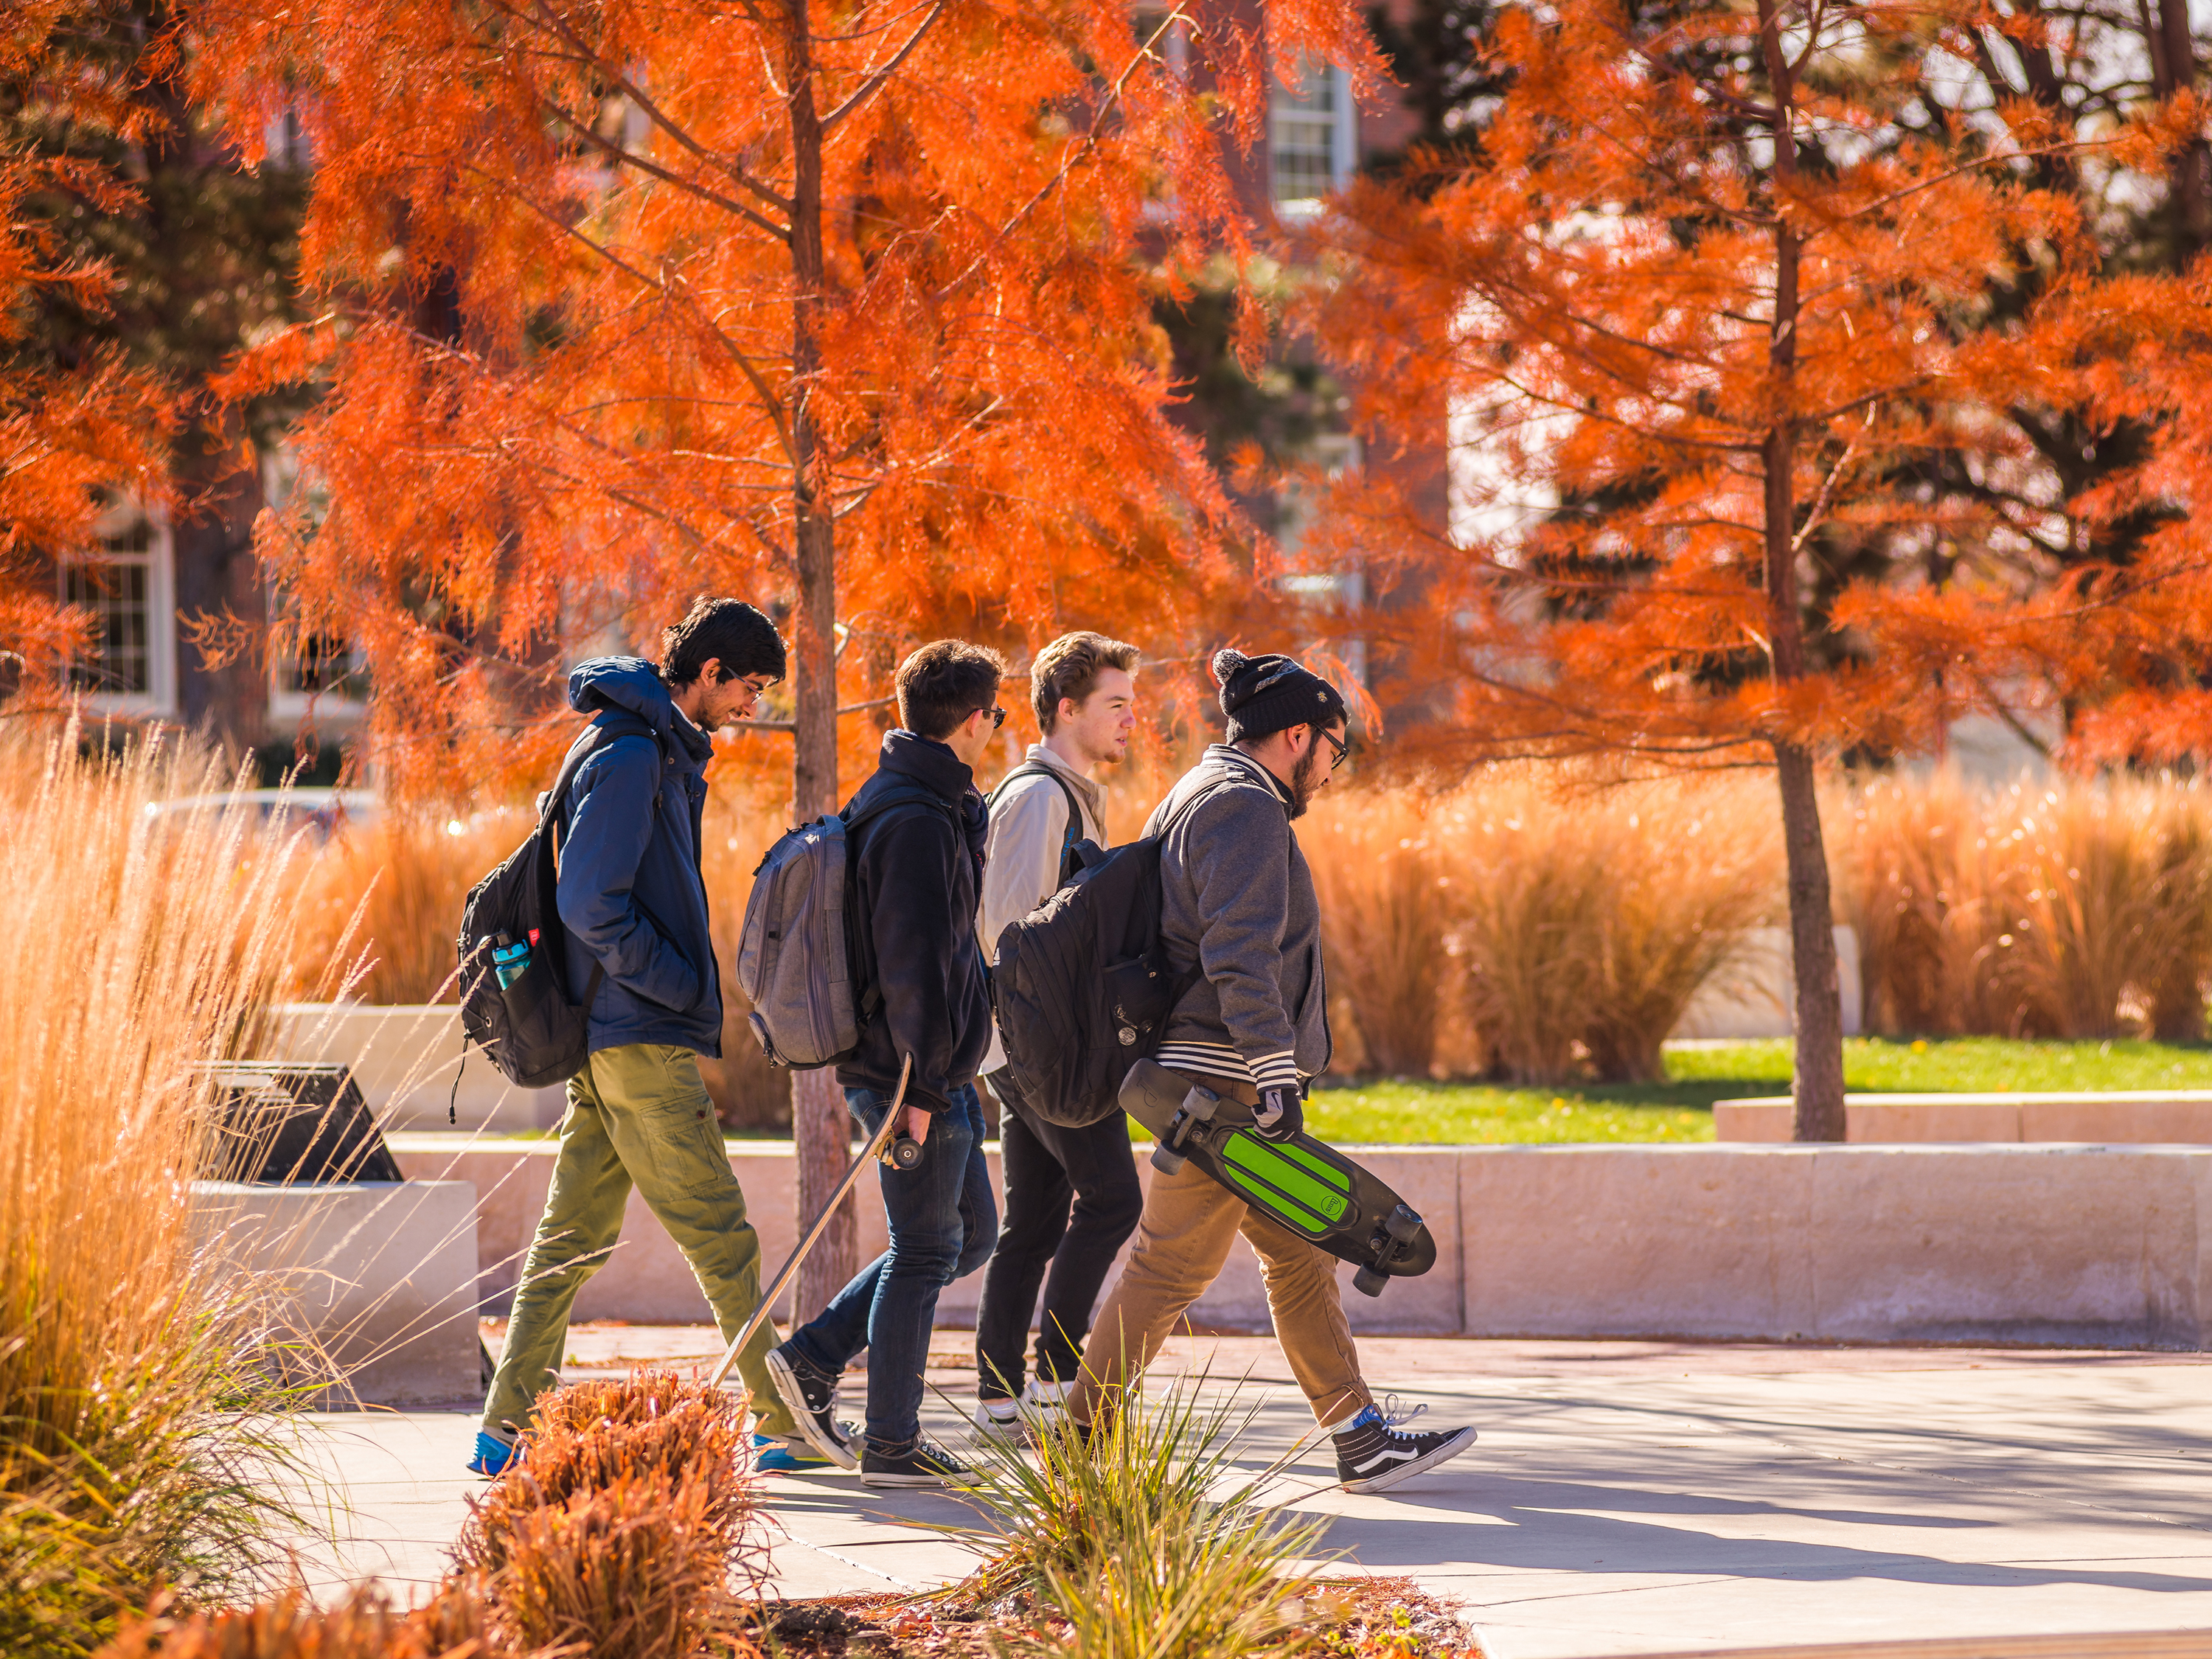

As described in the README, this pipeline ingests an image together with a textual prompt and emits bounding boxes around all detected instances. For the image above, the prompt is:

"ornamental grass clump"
[1840,772,2212,1039]
[1437,767,1781,1083]
[1303,792,1452,1078]
[0,726,334,1657]
[956,1379,1326,1659]
[455,1373,767,1659]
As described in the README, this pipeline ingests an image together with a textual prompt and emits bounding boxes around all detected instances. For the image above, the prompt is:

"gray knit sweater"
[1143,744,1331,1091]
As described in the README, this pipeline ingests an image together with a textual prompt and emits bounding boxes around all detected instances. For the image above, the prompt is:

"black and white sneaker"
[1332,1397,1476,1494]
[860,1434,983,1489]
[765,1343,859,1471]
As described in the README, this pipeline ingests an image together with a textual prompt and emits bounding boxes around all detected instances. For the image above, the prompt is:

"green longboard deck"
[1218,1133,1355,1238]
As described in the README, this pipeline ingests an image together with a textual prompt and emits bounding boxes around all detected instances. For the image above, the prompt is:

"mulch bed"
[751,1578,1481,1659]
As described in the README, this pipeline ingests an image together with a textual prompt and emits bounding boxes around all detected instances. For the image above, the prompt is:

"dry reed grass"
[1839,772,2212,1040]
[0,724,335,1655]
[1432,768,1781,1083]
[283,810,529,1005]
[456,1373,767,1659]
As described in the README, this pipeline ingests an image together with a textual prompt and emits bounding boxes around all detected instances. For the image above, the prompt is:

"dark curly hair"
[660,597,787,687]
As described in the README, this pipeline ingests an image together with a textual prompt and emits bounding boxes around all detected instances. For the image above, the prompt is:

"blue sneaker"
[752,1431,833,1474]
[467,1430,517,1477]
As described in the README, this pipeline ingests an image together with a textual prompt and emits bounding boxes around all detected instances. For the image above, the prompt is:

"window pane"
[1271,61,1338,201]
[62,545,153,696]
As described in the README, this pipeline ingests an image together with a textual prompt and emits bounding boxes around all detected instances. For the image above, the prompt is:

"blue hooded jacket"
[552,657,723,1057]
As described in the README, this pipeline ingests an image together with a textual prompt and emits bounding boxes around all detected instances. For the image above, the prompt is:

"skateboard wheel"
[1352,1265,1388,1298]
[1180,1085,1219,1123]
[1151,1145,1187,1176]
[1384,1205,1422,1245]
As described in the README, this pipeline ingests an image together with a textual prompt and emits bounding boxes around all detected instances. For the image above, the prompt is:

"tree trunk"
[2155,0,2209,267]
[1775,742,1846,1139]
[785,1,858,1320]
[1757,0,1847,1143]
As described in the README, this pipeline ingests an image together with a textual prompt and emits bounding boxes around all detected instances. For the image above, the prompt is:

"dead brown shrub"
[456,1373,766,1659]
[94,1580,501,1658]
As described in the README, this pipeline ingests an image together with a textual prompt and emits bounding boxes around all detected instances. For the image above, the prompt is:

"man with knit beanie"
[1066,648,1478,1494]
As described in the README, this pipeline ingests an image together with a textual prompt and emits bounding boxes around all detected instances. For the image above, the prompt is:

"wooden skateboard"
[1119,1058,1436,1296]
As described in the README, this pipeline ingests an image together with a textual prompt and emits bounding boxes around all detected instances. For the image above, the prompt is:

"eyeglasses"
[975,706,1007,730]
[736,674,776,698]
[1321,727,1351,772]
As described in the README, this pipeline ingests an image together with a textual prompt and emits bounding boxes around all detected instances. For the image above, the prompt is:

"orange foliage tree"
[1,1,172,694]
[1303,0,2208,1137]
[184,0,1377,1303]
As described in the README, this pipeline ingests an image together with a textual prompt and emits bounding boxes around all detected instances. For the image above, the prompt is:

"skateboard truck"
[1350,1204,1426,1298]
[1149,1082,1220,1175]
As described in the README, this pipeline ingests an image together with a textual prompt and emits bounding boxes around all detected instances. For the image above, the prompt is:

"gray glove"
[1253,1085,1303,1142]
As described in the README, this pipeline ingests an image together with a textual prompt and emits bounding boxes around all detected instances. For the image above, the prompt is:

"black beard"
[1287,739,1327,820]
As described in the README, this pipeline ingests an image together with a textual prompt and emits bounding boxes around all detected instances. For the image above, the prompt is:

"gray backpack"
[736,785,950,1068]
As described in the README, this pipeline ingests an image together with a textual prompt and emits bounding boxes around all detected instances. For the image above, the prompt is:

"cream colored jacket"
[978,743,1107,1074]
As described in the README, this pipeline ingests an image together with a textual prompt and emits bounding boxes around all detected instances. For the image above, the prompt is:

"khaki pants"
[481,1043,796,1441]
[1070,1074,1373,1430]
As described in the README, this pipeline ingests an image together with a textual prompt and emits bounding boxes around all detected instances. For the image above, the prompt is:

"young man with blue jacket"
[473,598,815,1475]
[768,639,1004,1489]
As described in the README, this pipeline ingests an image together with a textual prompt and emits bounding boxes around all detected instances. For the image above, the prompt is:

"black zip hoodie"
[836,729,992,1112]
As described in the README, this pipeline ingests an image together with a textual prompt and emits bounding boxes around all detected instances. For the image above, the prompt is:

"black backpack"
[990,780,1231,1128]
[456,715,657,1096]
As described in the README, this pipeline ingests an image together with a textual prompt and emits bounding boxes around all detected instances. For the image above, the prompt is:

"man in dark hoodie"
[767,639,1003,1489]
[472,598,815,1476]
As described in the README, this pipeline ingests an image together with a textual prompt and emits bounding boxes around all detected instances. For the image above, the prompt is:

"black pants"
[974,1070,1144,1399]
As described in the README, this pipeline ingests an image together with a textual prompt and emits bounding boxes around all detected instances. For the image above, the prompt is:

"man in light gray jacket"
[973,632,1146,1431]
[1068,648,1478,1494]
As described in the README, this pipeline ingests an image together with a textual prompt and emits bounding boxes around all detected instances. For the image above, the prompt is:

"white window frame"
[262,446,368,729]
[58,503,177,717]
[1270,61,1357,212]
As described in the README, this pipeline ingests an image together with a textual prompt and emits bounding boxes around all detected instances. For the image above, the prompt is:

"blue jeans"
[787,1082,995,1455]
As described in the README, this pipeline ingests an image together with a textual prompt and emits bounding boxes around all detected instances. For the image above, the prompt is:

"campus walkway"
[287,1329,2212,1658]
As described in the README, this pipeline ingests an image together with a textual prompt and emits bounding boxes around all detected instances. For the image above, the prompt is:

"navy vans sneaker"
[765,1342,859,1471]
[1332,1399,1476,1494]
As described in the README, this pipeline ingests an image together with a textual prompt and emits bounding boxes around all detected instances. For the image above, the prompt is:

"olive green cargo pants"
[480,1043,798,1441]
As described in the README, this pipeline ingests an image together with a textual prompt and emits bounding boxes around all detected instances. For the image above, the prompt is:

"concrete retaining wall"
[189,1179,483,1408]
[268,1004,566,1132]
[1718,1092,2212,1144]
[389,1137,2212,1350]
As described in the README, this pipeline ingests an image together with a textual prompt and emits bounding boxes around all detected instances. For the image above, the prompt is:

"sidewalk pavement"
[285,1328,2212,1658]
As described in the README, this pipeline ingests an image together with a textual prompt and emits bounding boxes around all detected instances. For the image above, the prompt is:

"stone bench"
[1717,1091,2212,1144]
[189,1178,483,1408]
[392,1136,2212,1352]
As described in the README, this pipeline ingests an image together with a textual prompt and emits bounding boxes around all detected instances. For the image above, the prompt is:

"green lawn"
[700,1035,2212,1147]
[1295,1035,2212,1146]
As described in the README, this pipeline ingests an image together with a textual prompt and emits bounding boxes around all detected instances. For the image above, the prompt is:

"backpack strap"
[990,762,1088,886]
[542,713,662,826]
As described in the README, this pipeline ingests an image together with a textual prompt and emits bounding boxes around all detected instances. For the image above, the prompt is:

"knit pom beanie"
[1212,648,1347,744]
